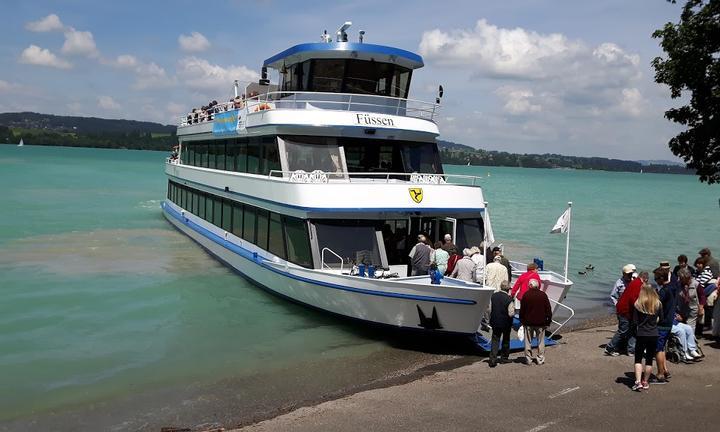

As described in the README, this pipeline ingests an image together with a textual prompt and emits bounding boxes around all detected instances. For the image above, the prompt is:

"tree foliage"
[652,0,720,183]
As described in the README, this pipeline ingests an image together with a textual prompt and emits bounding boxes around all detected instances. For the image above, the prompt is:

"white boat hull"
[162,201,493,335]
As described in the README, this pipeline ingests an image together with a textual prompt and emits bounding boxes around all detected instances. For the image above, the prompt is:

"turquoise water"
[0,146,718,427]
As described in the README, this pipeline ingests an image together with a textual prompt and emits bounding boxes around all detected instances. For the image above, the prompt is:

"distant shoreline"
[1,142,692,177]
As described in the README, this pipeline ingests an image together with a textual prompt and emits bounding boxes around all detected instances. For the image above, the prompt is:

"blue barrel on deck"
[533,257,544,271]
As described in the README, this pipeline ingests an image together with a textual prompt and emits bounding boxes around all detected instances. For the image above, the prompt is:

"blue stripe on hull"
[162,202,476,305]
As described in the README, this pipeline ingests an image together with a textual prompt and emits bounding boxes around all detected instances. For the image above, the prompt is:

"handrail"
[547,298,575,338]
[321,247,344,272]
[178,90,441,126]
[267,170,484,186]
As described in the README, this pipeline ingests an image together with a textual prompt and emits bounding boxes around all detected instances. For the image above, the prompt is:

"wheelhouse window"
[280,59,412,98]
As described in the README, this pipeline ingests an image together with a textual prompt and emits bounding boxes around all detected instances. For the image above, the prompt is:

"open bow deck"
[163,22,573,339]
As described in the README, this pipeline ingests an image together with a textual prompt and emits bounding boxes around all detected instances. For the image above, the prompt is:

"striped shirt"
[695,268,714,287]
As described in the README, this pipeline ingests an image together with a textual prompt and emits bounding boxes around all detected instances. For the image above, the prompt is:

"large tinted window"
[247,138,260,174]
[283,136,442,175]
[345,60,410,97]
[231,203,243,238]
[262,137,281,174]
[314,220,382,267]
[284,217,312,268]
[455,218,485,251]
[243,206,256,243]
[283,136,345,176]
[256,209,269,250]
[311,59,345,92]
[221,199,232,231]
[268,212,286,259]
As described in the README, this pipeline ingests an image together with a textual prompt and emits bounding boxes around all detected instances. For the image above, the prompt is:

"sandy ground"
[234,326,720,432]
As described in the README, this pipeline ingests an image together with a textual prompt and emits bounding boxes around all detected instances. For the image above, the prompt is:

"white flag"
[550,208,571,234]
[484,207,495,245]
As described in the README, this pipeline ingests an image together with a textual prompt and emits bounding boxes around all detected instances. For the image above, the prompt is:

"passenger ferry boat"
[162,23,574,339]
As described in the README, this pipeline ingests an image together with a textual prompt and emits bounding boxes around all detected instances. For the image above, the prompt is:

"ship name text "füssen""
[356,113,394,126]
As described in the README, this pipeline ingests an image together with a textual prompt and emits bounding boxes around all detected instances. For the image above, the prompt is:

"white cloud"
[25,14,64,32]
[0,80,20,92]
[495,86,542,114]
[178,32,211,52]
[113,54,139,68]
[19,45,72,69]
[420,19,581,79]
[177,56,258,94]
[98,95,121,110]
[62,27,99,57]
[133,62,174,90]
[419,19,641,88]
[618,88,646,116]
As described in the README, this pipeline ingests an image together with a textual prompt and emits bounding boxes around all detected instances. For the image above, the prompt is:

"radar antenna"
[336,21,352,42]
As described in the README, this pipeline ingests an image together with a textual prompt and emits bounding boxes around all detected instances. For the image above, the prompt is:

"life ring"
[254,103,272,112]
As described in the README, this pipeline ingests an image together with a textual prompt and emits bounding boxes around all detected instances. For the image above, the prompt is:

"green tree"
[652,0,720,183]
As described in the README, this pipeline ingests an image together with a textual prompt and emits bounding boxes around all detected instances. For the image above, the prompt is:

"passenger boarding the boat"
[470,246,485,282]
[408,235,432,276]
[450,249,476,282]
[491,246,513,283]
[485,255,509,291]
[520,279,552,365]
[441,234,458,255]
[488,281,514,368]
[431,241,449,275]
[511,263,541,308]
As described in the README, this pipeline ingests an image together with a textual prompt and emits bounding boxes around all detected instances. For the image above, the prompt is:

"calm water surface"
[0,146,718,429]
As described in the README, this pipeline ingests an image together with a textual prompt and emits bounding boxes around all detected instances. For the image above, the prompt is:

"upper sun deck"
[177,22,442,137]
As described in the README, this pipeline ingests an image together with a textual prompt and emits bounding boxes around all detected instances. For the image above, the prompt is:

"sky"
[0,0,689,160]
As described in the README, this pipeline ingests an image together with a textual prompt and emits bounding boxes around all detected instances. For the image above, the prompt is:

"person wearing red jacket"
[511,263,541,302]
[605,272,647,356]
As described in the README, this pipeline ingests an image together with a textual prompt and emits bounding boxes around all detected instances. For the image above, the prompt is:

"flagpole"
[564,202,572,283]
[483,201,488,287]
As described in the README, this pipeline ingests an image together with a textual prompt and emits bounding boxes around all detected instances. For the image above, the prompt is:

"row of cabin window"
[280,59,412,99]
[180,136,281,175]
[167,180,313,268]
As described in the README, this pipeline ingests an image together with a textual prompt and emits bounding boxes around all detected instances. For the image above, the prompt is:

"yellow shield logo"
[409,188,423,203]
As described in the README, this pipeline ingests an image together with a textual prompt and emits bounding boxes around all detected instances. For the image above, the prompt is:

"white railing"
[321,247,345,272]
[548,299,575,338]
[179,91,440,126]
[267,170,484,186]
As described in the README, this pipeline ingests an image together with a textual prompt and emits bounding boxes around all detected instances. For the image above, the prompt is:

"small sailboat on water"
[17,138,24,147]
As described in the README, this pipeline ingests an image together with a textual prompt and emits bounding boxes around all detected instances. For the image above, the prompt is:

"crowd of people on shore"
[408,234,554,368]
[603,248,719,391]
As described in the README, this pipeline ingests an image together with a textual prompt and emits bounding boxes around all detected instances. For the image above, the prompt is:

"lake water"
[0,145,718,430]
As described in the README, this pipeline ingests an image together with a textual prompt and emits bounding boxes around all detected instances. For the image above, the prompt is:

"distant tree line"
[439,146,693,175]
[0,125,176,151]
